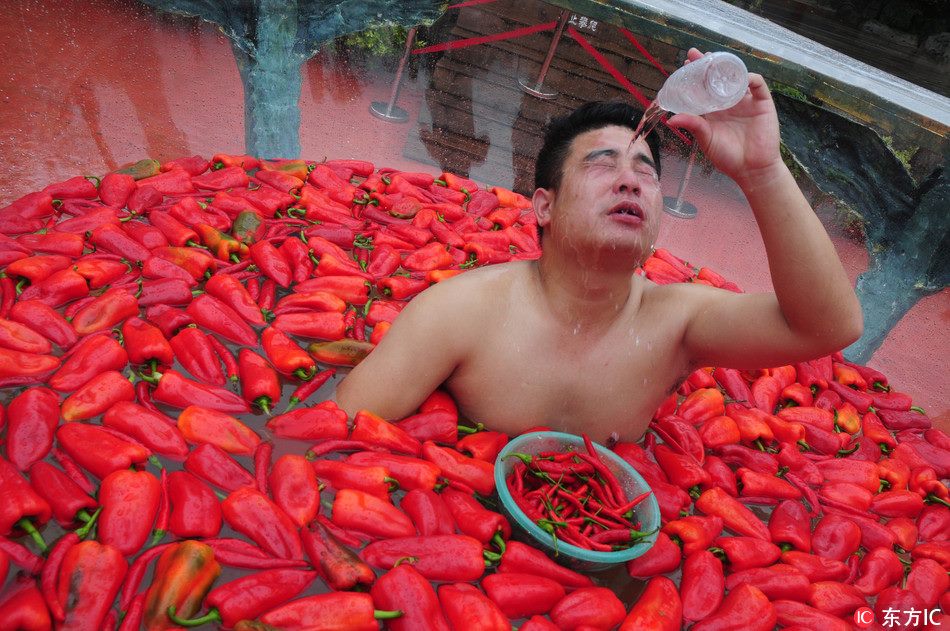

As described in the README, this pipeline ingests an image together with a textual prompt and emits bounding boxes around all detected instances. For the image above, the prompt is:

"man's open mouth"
[608,202,644,219]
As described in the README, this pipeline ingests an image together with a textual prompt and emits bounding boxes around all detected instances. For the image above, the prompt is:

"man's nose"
[613,165,642,195]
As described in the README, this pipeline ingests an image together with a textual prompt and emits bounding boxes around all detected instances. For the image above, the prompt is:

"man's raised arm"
[335,280,469,419]
[670,57,863,368]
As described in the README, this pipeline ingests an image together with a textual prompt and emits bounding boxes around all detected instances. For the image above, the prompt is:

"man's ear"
[532,187,554,228]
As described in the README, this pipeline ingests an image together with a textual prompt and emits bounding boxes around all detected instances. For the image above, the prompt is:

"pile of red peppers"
[0,154,946,630]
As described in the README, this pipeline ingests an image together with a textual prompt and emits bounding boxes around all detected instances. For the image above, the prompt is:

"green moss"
[879,134,917,172]
[771,82,808,102]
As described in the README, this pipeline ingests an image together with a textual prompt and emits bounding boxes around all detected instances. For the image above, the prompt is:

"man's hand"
[667,48,783,187]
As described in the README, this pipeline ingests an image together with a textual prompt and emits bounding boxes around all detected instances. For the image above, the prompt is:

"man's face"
[535,125,663,265]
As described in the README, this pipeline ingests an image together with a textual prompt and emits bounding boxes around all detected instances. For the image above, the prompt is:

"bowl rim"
[494,430,661,563]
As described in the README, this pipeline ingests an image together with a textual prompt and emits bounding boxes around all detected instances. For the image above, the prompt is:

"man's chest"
[447,321,688,441]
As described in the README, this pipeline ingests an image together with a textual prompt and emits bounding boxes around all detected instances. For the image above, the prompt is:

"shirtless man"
[337,49,864,443]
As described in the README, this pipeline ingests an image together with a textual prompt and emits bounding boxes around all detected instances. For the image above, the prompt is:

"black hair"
[535,101,662,191]
[534,101,662,240]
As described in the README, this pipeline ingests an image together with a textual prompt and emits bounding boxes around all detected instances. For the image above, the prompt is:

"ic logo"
[854,607,875,629]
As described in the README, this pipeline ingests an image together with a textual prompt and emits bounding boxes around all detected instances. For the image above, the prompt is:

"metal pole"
[519,10,570,99]
[663,142,699,218]
[370,26,419,122]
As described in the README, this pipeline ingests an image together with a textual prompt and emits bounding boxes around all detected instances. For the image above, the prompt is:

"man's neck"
[534,244,643,332]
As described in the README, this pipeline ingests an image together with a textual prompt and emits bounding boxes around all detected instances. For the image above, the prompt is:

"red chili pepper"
[348,409,420,455]
[764,499,811,552]
[70,287,139,336]
[9,299,77,350]
[778,550,850,583]
[852,546,905,594]
[481,572,565,620]
[136,365,240,412]
[6,387,59,471]
[617,576,681,630]
[456,430,509,462]
[184,443,254,493]
[809,513,861,562]
[311,459,395,500]
[395,410,459,445]
[328,487,413,539]
[56,541,127,631]
[236,348,280,414]
[912,541,950,570]
[434,583,506,631]
[164,470,222,539]
[260,403,344,444]
[0,456,51,551]
[441,486,511,544]
[399,488,454,536]
[690,582,777,631]
[662,515,723,555]
[185,293,257,346]
[27,462,97,528]
[260,591,404,631]
[17,268,89,308]
[678,387,726,424]
[203,538,307,570]
[258,326,315,379]
[695,487,770,540]
[97,469,161,556]
[102,400,189,460]
[884,516,918,552]
[548,586,626,630]
[56,422,150,481]
[905,558,948,608]
[177,405,261,455]
[221,486,303,560]
[680,550,725,623]
[151,245,217,280]
[167,326,224,385]
[701,455,739,496]
[261,454,318,528]
[181,568,317,629]
[61,370,135,421]
[654,444,710,491]
[345,451,442,491]
[422,440,495,495]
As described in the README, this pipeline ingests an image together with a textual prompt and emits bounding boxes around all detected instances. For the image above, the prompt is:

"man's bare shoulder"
[409,260,536,318]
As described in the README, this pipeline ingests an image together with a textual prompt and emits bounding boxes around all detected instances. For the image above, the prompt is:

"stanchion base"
[663,197,698,219]
[369,102,409,123]
[518,77,557,99]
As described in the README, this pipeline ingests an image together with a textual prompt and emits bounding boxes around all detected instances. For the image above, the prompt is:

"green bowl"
[494,431,661,573]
